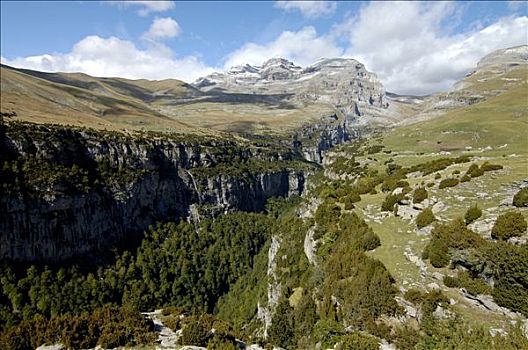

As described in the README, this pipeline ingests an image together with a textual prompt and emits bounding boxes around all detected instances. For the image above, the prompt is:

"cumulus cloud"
[142,17,181,41]
[107,1,175,16]
[275,1,336,18]
[223,26,343,68]
[1,35,215,82]
[341,2,528,95]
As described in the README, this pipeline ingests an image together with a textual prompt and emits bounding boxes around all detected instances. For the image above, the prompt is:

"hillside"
[1,57,392,136]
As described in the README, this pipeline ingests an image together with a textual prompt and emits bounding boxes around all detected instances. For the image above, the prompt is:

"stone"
[36,345,64,350]
[397,205,421,220]
[432,272,445,281]
[427,282,440,290]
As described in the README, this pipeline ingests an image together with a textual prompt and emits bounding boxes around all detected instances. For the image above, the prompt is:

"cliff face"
[0,124,315,262]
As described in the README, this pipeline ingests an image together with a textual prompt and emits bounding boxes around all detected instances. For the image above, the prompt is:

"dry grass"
[0,65,337,136]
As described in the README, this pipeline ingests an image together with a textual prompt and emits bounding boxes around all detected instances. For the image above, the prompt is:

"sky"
[1,1,527,95]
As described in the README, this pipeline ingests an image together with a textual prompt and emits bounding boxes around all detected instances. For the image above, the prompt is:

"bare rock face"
[0,125,309,262]
[193,57,389,123]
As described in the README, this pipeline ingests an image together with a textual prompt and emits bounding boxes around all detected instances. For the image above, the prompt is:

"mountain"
[1,57,392,137]
[193,57,388,120]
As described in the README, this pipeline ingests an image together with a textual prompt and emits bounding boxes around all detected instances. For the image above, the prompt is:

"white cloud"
[1,35,215,82]
[142,17,181,41]
[275,1,336,18]
[107,1,175,16]
[223,26,343,68]
[341,2,528,94]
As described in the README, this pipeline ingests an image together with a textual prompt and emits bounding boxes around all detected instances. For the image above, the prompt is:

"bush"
[426,182,435,188]
[312,320,345,349]
[466,163,484,178]
[443,276,458,288]
[343,192,361,210]
[268,299,295,349]
[443,272,491,295]
[361,231,381,251]
[438,178,459,189]
[513,187,528,207]
[491,211,527,240]
[404,289,425,305]
[180,315,213,347]
[416,208,435,229]
[484,243,528,316]
[434,173,441,180]
[163,315,180,331]
[481,162,503,172]
[422,219,485,268]
[338,332,379,350]
[460,174,471,183]
[413,187,428,204]
[381,178,409,193]
[381,194,404,212]
[464,204,482,225]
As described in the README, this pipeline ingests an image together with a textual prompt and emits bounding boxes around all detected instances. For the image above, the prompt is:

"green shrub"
[343,192,361,210]
[434,173,441,180]
[416,208,435,229]
[460,174,471,183]
[426,182,435,188]
[484,243,528,316]
[366,145,384,154]
[180,315,213,346]
[443,276,458,288]
[338,332,379,350]
[452,170,460,175]
[466,163,484,178]
[381,194,404,212]
[381,178,409,193]
[353,176,381,195]
[413,187,428,204]
[491,211,527,240]
[458,272,491,296]
[443,272,491,295]
[312,320,345,349]
[268,299,295,349]
[392,325,420,350]
[161,306,185,316]
[163,316,180,331]
[513,187,528,207]
[464,204,482,225]
[423,219,485,268]
[361,231,381,251]
[438,178,459,189]
[481,162,503,172]
[404,289,425,305]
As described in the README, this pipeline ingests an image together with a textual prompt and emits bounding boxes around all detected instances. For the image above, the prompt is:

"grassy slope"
[351,65,528,329]
[0,65,336,136]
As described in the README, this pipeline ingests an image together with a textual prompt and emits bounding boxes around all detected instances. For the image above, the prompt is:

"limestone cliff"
[0,123,312,262]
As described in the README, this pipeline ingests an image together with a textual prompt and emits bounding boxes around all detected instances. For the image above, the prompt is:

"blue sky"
[1,1,527,94]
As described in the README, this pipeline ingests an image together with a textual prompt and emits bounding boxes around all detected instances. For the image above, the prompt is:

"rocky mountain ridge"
[193,57,389,122]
